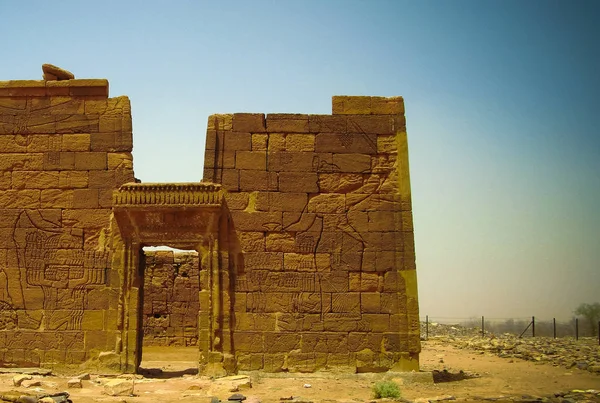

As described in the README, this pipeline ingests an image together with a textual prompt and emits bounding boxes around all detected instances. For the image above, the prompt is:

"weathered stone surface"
[103,378,134,396]
[42,64,75,81]
[1,70,418,375]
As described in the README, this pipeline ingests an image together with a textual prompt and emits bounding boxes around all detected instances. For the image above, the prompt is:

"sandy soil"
[1,340,598,403]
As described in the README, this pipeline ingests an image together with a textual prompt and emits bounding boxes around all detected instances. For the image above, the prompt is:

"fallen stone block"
[67,378,82,388]
[42,64,74,81]
[103,378,134,396]
[13,374,32,387]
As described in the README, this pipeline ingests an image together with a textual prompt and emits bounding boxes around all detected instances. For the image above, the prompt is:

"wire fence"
[420,315,600,344]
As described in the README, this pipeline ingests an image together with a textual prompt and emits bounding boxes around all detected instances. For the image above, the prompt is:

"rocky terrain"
[421,322,600,376]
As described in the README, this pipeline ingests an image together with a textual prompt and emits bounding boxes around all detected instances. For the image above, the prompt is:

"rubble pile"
[422,322,600,375]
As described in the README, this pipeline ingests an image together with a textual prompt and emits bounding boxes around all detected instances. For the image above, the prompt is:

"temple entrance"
[111,183,233,375]
[138,246,200,377]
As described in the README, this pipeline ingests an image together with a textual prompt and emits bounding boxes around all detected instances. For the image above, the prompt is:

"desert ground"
[1,332,598,403]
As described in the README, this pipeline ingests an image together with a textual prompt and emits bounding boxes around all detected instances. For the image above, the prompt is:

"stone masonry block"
[267,151,316,172]
[332,96,371,115]
[331,293,360,313]
[207,114,233,131]
[239,170,278,191]
[74,152,107,170]
[224,192,250,210]
[266,114,309,133]
[370,96,405,115]
[308,115,347,133]
[251,133,268,151]
[58,171,88,188]
[0,189,40,208]
[278,172,318,193]
[62,134,90,151]
[230,211,282,232]
[73,188,99,209]
[361,293,381,313]
[41,189,73,208]
[286,134,315,152]
[332,153,371,173]
[346,115,395,135]
[236,151,266,170]
[11,171,59,189]
[255,192,308,212]
[225,131,252,151]
[315,132,377,154]
[267,133,286,152]
[232,113,266,133]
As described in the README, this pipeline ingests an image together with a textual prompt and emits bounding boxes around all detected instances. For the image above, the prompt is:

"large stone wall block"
[239,170,278,191]
[308,115,347,133]
[207,114,233,131]
[346,116,395,135]
[235,150,266,170]
[267,151,316,172]
[331,153,372,173]
[224,131,252,151]
[266,114,309,133]
[256,192,307,212]
[232,113,266,133]
[285,134,315,152]
[332,96,372,115]
[278,172,318,193]
[315,132,378,154]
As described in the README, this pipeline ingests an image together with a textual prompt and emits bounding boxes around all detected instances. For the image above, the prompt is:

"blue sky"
[1,0,598,321]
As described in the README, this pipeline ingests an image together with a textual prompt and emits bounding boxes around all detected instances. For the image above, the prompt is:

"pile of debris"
[422,322,600,376]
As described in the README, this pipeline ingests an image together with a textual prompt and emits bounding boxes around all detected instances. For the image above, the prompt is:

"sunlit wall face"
[1,0,597,321]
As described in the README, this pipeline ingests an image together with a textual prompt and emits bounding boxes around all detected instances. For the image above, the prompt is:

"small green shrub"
[372,380,401,399]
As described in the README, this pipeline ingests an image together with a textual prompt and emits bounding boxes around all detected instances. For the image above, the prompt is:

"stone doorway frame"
[111,183,234,375]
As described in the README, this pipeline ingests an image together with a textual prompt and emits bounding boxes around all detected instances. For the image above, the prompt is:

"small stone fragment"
[42,64,74,80]
[103,378,134,396]
[13,374,32,386]
[21,379,42,388]
[228,393,247,401]
[67,378,82,388]
[17,396,37,403]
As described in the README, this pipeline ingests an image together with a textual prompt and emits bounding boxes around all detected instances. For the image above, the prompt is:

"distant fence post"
[426,315,429,340]
[576,318,579,340]
[532,316,535,337]
[481,316,485,337]
[553,318,556,339]
[598,321,599,345]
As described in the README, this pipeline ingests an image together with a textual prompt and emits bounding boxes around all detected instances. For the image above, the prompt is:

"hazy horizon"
[1,0,598,321]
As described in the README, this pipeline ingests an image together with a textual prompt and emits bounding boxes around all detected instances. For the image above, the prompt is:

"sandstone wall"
[203,96,420,372]
[142,250,200,347]
[0,79,134,367]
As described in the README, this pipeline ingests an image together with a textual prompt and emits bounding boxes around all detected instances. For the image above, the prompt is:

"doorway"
[138,246,200,377]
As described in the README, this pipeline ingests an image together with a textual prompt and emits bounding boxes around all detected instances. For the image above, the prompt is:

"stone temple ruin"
[0,66,420,375]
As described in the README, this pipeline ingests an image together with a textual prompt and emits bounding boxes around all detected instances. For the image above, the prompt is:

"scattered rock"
[67,378,82,388]
[21,379,41,388]
[422,322,600,376]
[103,378,134,396]
[13,374,32,387]
[75,373,90,380]
[229,393,246,401]
[42,64,74,81]
[39,398,55,403]
[0,368,53,376]
[16,396,38,403]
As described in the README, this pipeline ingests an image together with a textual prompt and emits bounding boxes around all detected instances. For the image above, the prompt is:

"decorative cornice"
[113,182,223,207]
